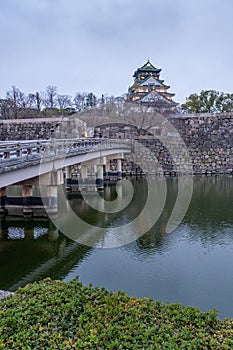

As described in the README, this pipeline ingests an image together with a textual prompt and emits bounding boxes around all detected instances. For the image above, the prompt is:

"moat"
[0,176,232,318]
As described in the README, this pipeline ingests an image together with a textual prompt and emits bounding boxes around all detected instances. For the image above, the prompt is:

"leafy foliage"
[0,278,233,349]
[181,90,233,113]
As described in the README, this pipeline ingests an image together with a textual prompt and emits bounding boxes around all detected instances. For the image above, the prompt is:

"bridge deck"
[0,138,132,187]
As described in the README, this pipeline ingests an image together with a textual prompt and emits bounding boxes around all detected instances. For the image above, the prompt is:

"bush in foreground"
[0,278,233,349]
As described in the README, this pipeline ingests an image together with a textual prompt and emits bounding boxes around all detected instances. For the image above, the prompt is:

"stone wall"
[98,113,233,175]
[0,116,86,140]
[0,119,55,140]
[0,113,232,175]
[170,113,233,174]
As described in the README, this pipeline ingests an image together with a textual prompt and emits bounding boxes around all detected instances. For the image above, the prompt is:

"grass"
[0,278,233,349]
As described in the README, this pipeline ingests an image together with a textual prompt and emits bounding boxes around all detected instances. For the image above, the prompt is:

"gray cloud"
[0,0,232,102]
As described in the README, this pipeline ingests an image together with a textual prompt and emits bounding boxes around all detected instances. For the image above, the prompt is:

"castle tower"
[127,59,176,103]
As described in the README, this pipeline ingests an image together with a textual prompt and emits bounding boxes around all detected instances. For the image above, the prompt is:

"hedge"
[0,278,233,349]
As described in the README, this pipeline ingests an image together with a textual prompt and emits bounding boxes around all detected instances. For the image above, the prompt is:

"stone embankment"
[0,112,232,175]
[171,113,233,174]
[0,116,85,140]
[105,112,233,175]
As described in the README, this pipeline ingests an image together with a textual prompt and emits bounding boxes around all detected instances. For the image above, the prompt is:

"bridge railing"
[0,138,133,170]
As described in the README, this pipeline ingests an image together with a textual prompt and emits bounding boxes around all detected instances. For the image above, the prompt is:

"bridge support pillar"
[46,185,58,215]
[0,187,7,215]
[93,164,97,176]
[117,159,122,179]
[96,165,104,191]
[22,185,33,217]
[40,170,63,215]
[79,165,88,190]
[80,165,87,181]
[65,166,72,192]
[105,160,110,179]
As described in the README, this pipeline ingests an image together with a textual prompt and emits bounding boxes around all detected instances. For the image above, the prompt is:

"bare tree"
[2,87,43,119]
[27,93,36,108]
[43,85,58,108]
[56,94,72,110]
[73,92,87,112]
[0,99,14,119]
[6,86,20,118]
[114,102,161,136]
[96,94,126,106]
[105,95,116,104]
[114,94,127,104]
[5,86,31,118]
[78,100,161,137]
[19,91,26,109]
[26,92,42,111]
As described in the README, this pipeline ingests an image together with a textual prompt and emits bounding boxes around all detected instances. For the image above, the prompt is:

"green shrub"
[0,278,232,349]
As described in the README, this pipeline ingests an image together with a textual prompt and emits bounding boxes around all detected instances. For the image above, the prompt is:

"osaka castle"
[127,59,178,111]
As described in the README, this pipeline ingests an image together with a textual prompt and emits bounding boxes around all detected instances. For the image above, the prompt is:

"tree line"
[0,85,126,119]
[1,85,232,119]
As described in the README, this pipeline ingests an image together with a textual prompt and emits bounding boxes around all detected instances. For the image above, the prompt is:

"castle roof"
[140,91,171,103]
[139,76,162,87]
[140,91,178,105]
[133,59,161,77]
[136,76,170,89]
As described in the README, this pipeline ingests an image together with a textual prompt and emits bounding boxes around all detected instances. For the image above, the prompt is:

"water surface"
[0,176,232,319]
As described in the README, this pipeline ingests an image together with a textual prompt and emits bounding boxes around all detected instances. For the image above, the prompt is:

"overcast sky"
[0,0,232,103]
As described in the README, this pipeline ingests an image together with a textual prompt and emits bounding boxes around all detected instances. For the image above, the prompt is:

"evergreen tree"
[85,93,97,109]
[182,90,233,113]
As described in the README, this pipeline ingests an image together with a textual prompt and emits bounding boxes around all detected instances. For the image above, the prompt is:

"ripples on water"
[0,176,232,318]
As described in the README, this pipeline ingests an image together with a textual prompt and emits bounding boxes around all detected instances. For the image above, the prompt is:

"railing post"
[16,144,22,158]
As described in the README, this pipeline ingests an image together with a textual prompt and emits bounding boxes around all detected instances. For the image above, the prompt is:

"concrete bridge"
[0,138,132,217]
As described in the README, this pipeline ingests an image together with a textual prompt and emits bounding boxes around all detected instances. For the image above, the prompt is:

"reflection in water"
[0,176,233,318]
[0,219,91,291]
